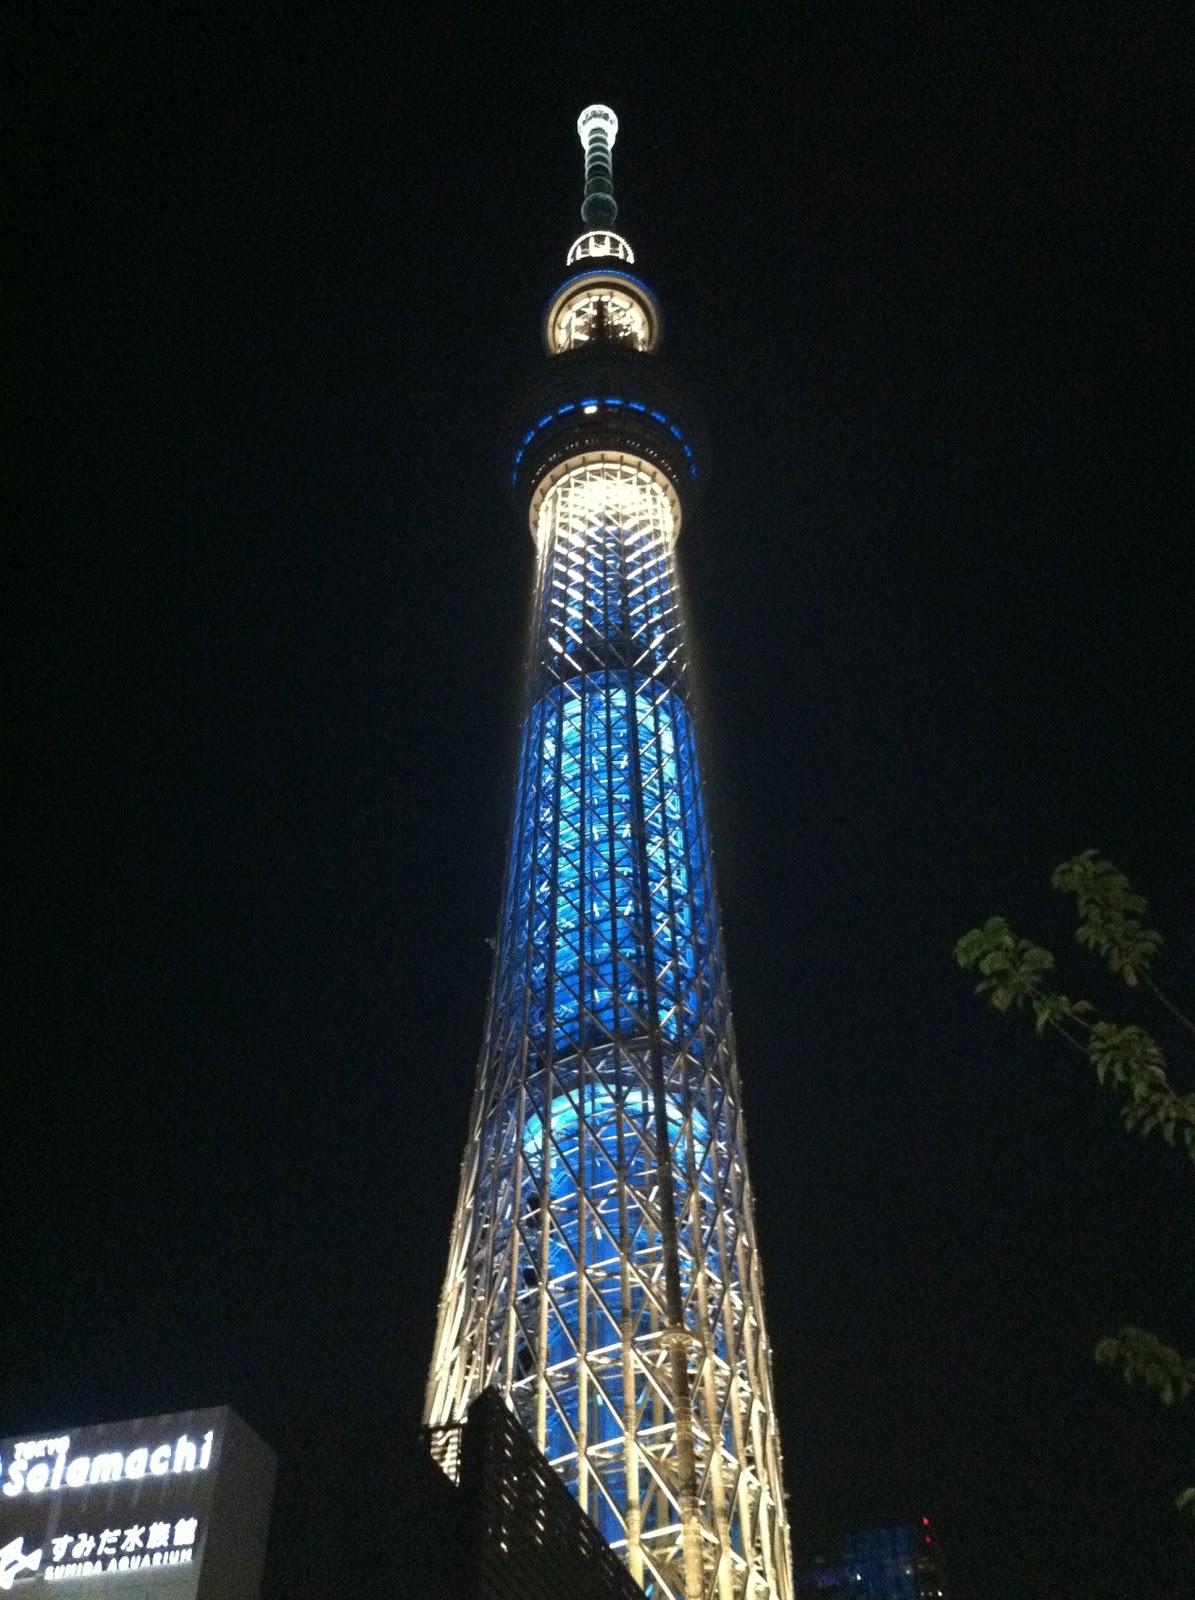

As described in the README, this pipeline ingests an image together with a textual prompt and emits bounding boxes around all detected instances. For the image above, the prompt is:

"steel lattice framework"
[426,109,793,1600]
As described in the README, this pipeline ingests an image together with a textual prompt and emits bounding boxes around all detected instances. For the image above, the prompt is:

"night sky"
[9,7,1193,1598]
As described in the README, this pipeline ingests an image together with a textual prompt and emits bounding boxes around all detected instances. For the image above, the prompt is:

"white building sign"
[0,1410,274,1600]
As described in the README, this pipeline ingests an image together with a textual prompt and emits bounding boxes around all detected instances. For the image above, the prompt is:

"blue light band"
[510,397,700,486]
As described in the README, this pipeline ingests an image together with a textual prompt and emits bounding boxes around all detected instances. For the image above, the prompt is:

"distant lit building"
[794,1521,947,1600]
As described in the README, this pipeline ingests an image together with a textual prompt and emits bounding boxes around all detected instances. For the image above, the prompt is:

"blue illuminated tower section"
[425,107,793,1600]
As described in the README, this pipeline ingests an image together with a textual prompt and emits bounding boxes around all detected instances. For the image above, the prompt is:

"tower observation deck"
[425,107,793,1600]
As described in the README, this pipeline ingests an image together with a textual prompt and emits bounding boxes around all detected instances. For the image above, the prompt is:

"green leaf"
[1051,850,1163,984]
[954,917,1058,1013]
[1031,993,1090,1035]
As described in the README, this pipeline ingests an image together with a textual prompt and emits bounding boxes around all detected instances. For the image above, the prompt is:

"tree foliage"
[955,853,1194,1516]
[1095,1328,1195,1408]
[1051,849,1164,986]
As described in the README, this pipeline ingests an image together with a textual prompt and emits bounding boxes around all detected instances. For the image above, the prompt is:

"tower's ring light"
[566,231,635,267]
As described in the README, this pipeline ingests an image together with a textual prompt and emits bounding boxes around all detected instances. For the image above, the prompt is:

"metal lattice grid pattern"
[426,456,792,1600]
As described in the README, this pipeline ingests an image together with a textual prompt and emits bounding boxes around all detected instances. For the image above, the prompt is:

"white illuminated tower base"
[425,109,793,1600]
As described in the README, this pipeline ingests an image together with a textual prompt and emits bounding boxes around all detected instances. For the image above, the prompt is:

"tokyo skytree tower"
[425,106,793,1600]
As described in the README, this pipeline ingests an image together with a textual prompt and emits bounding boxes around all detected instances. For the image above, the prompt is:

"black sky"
[8,6,1194,1598]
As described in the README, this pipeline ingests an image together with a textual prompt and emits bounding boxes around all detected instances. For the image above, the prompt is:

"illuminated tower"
[425,107,793,1600]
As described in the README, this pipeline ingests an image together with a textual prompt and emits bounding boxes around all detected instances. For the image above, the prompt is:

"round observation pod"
[502,343,708,536]
[543,266,661,356]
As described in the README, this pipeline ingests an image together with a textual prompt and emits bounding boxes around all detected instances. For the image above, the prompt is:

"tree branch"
[1143,973,1195,1042]
[1047,1020,1090,1055]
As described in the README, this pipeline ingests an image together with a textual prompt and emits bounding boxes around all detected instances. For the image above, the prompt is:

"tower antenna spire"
[577,104,618,225]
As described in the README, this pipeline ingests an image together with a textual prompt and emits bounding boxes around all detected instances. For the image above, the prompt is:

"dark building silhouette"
[261,1391,643,1600]
[429,1388,646,1600]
